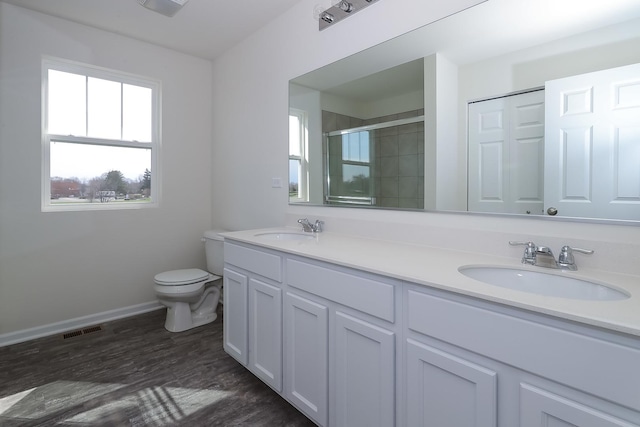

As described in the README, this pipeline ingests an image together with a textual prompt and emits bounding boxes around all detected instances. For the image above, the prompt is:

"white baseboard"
[0,301,164,348]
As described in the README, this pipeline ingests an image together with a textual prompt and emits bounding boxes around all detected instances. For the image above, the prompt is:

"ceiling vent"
[137,0,189,17]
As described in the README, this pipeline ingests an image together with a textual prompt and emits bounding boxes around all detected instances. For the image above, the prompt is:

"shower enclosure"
[324,114,425,209]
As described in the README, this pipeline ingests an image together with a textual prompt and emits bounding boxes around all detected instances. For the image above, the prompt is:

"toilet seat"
[154,268,212,294]
[155,268,211,285]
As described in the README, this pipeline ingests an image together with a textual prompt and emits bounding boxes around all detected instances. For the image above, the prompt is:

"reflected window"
[341,131,371,195]
[43,58,160,211]
[289,109,308,202]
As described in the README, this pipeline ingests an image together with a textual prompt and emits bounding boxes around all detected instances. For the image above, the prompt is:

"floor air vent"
[62,325,103,339]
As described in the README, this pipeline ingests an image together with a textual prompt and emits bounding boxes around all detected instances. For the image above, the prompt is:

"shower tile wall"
[323,110,424,209]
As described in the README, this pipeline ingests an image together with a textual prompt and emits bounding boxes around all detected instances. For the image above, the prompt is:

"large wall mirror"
[289,0,640,223]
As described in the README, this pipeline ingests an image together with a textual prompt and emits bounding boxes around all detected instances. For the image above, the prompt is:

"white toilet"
[153,230,225,332]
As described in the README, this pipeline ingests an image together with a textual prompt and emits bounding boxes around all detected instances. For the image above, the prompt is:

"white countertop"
[221,227,640,338]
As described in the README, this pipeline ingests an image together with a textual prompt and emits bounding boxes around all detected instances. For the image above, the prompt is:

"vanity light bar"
[319,0,380,31]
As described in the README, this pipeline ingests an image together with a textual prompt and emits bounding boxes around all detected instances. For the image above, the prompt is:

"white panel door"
[468,97,507,212]
[248,278,282,392]
[406,338,497,427]
[545,62,640,220]
[284,292,329,427]
[520,383,639,427]
[468,90,545,214]
[223,267,248,365]
[509,91,546,215]
[333,311,395,427]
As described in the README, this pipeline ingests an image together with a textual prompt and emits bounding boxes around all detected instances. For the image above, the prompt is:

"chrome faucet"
[509,241,593,271]
[532,245,558,269]
[297,218,324,233]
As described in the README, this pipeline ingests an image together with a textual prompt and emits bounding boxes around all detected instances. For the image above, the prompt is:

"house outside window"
[42,57,161,211]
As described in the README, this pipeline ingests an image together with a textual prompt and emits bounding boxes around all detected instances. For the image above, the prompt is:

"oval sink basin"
[254,232,316,241]
[458,266,629,301]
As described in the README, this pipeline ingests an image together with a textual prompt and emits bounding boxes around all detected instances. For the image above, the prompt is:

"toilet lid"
[154,268,211,286]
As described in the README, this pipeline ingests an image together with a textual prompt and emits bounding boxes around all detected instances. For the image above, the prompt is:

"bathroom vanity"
[221,229,640,427]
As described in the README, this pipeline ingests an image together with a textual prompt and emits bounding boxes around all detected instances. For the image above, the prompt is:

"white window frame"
[41,57,161,212]
[289,108,309,202]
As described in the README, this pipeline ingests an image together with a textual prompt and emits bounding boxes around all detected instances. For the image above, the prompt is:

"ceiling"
[0,0,303,60]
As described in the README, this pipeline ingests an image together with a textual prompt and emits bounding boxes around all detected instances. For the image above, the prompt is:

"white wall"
[212,0,640,277]
[0,4,213,336]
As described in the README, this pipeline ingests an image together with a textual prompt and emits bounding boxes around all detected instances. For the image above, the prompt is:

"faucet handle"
[509,241,537,265]
[509,240,535,247]
[558,245,594,270]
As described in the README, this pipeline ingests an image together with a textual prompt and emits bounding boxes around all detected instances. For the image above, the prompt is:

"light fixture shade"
[137,0,189,17]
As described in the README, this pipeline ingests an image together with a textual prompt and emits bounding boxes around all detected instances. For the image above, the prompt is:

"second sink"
[458,266,629,301]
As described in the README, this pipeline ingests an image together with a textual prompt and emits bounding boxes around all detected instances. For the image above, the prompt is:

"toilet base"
[160,283,221,332]
[164,304,218,332]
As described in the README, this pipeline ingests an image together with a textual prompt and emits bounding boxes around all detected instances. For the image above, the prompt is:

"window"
[289,109,308,202]
[341,131,371,196]
[42,58,160,211]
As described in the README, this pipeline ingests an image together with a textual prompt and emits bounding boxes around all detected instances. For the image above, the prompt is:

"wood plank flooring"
[0,308,316,426]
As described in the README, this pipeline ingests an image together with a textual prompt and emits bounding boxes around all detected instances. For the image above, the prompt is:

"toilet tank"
[203,230,225,276]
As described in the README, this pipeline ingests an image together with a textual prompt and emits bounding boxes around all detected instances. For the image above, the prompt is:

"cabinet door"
[248,278,282,392]
[520,383,639,427]
[223,267,248,365]
[334,311,395,427]
[284,292,328,427]
[406,338,497,427]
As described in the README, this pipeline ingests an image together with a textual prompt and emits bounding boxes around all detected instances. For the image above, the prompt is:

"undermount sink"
[458,266,629,301]
[254,231,316,241]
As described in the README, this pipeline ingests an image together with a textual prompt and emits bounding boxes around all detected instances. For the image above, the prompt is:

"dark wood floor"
[0,308,316,427]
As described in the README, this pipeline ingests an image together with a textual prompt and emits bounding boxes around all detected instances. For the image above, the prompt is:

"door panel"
[468,90,545,215]
[545,63,640,220]
[406,338,497,427]
[284,292,328,426]
[520,383,639,427]
[248,278,282,392]
[223,268,248,365]
[334,311,395,427]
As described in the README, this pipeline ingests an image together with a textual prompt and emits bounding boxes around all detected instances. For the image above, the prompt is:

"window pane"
[50,141,151,203]
[348,133,360,161]
[289,159,300,198]
[360,132,370,161]
[289,115,301,156]
[88,77,121,139]
[123,84,152,142]
[48,70,86,136]
[342,131,370,162]
[342,164,370,196]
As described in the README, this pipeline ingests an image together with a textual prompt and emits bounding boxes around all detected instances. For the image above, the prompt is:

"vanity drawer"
[224,242,282,282]
[286,258,395,322]
[406,288,640,412]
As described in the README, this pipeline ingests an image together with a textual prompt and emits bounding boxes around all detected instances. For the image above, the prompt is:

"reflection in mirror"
[324,112,425,209]
[289,0,640,222]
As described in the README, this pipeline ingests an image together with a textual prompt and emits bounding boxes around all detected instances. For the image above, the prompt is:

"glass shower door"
[325,130,376,205]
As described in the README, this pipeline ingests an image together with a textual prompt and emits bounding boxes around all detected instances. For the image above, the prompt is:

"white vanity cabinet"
[285,257,400,427]
[223,242,283,392]
[222,236,640,427]
[405,284,640,427]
